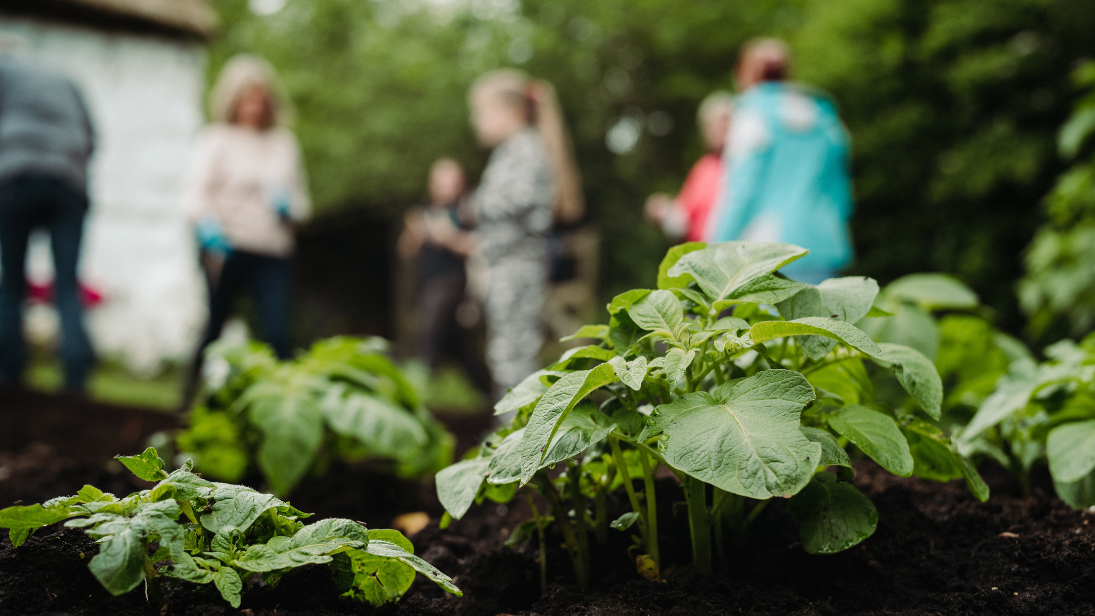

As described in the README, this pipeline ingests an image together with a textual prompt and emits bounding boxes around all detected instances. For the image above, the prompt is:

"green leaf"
[628,290,685,338]
[0,503,77,530]
[609,356,648,390]
[115,447,168,482]
[610,511,641,530]
[1047,420,1095,483]
[334,544,416,606]
[322,388,428,460]
[857,302,939,360]
[436,457,490,519]
[875,343,943,420]
[776,277,879,360]
[884,273,979,310]
[651,370,820,499]
[708,316,750,333]
[958,454,990,502]
[865,305,894,317]
[9,527,32,548]
[608,310,642,352]
[801,427,852,469]
[244,374,327,495]
[494,370,567,416]
[561,324,609,342]
[960,369,1038,442]
[749,318,892,362]
[607,289,653,315]
[662,348,697,384]
[363,539,462,596]
[200,485,285,533]
[234,518,368,572]
[518,363,618,484]
[151,468,215,502]
[539,405,616,471]
[214,567,243,608]
[1055,467,1095,509]
[666,241,808,302]
[657,241,705,290]
[551,345,617,368]
[84,500,182,596]
[902,420,963,481]
[712,274,807,310]
[486,429,525,485]
[826,405,913,477]
[805,358,873,405]
[788,472,877,554]
[504,519,545,547]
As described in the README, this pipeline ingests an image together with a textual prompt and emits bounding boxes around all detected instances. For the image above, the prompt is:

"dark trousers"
[198,249,293,360]
[417,271,491,393]
[0,176,94,391]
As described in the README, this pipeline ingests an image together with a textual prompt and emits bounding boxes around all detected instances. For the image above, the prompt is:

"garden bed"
[1,392,1093,616]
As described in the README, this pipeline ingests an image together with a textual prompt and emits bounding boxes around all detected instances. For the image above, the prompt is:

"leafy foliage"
[0,448,459,608]
[1020,60,1095,341]
[958,333,1095,505]
[178,337,453,495]
[435,241,983,587]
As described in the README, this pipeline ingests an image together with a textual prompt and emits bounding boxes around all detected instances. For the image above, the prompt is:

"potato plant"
[437,241,989,586]
[179,336,454,494]
[0,448,460,609]
[959,333,1095,505]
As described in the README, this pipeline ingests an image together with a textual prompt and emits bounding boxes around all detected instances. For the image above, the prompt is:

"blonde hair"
[208,54,291,128]
[697,91,734,126]
[471,69,585,224]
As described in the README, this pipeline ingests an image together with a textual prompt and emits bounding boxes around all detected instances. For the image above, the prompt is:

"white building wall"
[0,16,208,375]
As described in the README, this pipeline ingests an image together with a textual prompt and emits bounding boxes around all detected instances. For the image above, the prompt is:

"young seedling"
[178,336,454,495]
[0,448,460,609]
[436,241,989,586]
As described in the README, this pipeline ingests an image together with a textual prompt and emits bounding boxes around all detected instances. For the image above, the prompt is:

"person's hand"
[195,216,232,256]
[645,193,675,225]
[422,210,459,245]
[269,187,293,220]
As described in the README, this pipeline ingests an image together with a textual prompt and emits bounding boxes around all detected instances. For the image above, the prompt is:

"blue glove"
[196,216,232,256]
[270,188,292,220]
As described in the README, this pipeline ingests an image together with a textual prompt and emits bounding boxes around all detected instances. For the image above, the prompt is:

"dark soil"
[2,390,1094,616]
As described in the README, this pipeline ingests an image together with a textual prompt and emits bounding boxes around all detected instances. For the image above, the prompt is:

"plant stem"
[568,460,592,578]
[142,556,165,610]
[685,476,712,575]
[594,483,608,546]
[609,437,649,546]
[745,499,769,527]
[710,487,728,572]
[638,448,660,572]
[534,472,590,588]
[526,493,548,594]
[712,360,726,385]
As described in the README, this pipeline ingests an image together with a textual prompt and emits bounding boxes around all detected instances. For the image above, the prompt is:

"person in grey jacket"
[0,59,96,392]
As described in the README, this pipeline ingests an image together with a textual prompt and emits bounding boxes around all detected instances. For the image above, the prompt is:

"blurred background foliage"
[207,0,1095,342]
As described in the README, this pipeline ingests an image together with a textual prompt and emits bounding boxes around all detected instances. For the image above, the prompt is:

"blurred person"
[397,158,488,390]
[645,91,733,242]
[707,39,854,284]
[0,58,96,393]
[182,54,310,374]
[469,69,583,399]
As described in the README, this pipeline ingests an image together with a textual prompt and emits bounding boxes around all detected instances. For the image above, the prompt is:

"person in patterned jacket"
[468,69,583,401]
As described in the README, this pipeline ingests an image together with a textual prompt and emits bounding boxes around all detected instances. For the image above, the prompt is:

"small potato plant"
[0,448,460,609]
[179,336,454,495]
[437,241,989,586]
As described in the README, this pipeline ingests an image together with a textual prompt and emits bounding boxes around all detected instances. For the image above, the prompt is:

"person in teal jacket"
[707,39,854,284]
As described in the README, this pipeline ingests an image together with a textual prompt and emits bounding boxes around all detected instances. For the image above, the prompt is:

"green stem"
[745,499,769,527]
[534,473,590,588]
[526,493,548,594]
[594,483,608,546]
[777,337,790,364]
[638,448,660,572]
[710,487,729,572]
[609,437,649,546]
[712,360,726,385]
[685,476,712,575]
[568,460,592,576]
[142,556,165,610]
[634,440,685,481]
